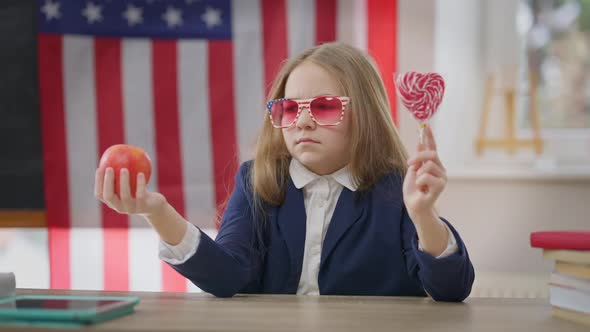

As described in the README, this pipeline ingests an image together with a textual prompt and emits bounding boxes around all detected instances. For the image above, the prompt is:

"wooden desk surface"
[5,288,587,332]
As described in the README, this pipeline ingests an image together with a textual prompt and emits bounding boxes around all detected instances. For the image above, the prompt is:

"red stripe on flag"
[152,40,188,293]
[367,0,398,124]
[38,34,71,290]
[94,38,129,291]
[315,0,337,44]
[208,41,239,225]
[261,0,288,97]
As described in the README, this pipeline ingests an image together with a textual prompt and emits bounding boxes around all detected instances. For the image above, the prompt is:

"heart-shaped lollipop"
[395,72,445,121]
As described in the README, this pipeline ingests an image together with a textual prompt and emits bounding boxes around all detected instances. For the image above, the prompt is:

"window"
[519,0,590,166]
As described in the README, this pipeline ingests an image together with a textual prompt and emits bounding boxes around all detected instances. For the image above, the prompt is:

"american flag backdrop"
[37,0,398,292]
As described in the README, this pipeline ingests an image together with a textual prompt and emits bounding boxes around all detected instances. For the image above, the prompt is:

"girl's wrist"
[143,201,170,223]
[409,208,438,226]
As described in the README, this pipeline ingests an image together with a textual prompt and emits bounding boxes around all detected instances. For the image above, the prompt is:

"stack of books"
[531,231,590,326]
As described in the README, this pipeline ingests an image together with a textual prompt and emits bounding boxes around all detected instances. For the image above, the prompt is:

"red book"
[530,231,590,250]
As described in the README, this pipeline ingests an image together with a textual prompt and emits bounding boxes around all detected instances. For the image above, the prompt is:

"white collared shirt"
[159,159,458,295]
[289,159,355,295]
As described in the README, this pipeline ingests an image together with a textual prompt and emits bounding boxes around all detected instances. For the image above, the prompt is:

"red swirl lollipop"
[395,71,445,121]
[394,72,445,144]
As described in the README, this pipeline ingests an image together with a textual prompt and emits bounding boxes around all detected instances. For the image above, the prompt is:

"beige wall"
[440,178,590,297]
[397,0,435,151]
[398,0,590,298]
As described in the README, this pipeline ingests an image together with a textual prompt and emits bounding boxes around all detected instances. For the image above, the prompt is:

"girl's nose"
[296,107,316,130]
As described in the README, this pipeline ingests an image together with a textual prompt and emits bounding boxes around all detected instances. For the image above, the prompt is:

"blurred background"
[0,0,589,296]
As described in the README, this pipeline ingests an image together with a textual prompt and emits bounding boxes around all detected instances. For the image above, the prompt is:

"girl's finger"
[416,160,445,178]
[119,168,134,211]
[424,126,437,151]
[417,141,425,153]
[94,168,104,200]
[103,167,124,211]
[136,172,147,199]
[415,173,439,189]
[416,173,445,198]
[407,151,444,169]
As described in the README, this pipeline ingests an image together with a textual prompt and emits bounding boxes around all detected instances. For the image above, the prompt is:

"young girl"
[95,42,474,301]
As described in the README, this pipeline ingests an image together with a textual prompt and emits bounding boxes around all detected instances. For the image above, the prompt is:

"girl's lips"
[297,138,320,144]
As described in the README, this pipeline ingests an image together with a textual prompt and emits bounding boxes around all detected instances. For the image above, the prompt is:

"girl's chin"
[294,152,322,164]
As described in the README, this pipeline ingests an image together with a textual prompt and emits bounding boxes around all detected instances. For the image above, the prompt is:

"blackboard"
[0,0,44,209]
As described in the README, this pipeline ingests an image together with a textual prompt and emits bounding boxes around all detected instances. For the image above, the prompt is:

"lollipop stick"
[418,122,427,146]
[418,122,428,193]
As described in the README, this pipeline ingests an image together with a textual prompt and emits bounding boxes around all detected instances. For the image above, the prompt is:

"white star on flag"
[162,7,183,28]
[123,4,143,26]
[201,7,222,29]
[41,0,61,21]
[82,2,103,24]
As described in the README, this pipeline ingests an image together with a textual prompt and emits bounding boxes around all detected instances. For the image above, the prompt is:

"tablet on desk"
[0,294,140,325]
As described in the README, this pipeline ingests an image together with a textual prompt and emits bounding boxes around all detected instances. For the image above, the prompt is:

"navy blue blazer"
[169,161,475,301]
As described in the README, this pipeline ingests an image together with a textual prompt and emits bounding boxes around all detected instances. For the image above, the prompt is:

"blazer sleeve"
[165,161,263,297]
[401,206,475,302]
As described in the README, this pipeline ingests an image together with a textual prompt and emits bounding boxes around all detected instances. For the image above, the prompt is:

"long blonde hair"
[252,42,408,207]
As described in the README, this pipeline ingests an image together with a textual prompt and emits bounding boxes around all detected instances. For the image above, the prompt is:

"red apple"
[98,144,152,198]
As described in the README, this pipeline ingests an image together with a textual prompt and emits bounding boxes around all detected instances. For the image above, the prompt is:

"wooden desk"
[5,289,587,331]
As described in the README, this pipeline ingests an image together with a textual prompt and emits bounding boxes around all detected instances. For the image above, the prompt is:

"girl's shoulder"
[234,160,255,193]
[361,169,405,205]
[374,169,404,191]
[237,160,254,177]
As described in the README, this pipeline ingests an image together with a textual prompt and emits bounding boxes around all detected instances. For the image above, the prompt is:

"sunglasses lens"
[309,97,343,125]
[270,100,299,127]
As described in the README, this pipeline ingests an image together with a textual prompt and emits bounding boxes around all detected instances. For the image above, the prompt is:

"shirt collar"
[289,158,358,192]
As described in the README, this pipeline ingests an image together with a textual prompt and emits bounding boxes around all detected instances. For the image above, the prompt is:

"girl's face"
[282,61,352,175]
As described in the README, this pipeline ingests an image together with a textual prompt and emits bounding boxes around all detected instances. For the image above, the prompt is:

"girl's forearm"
[143,202,188,246]
[411,209,448,257]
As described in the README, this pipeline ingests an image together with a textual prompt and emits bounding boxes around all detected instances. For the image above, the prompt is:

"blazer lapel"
[320,188,366,268]
[276,178,307,292]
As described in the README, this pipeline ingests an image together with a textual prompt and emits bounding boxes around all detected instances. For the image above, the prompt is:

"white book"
[550,285,590,314]
[550,272,590,293]
[0,272,15,297]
